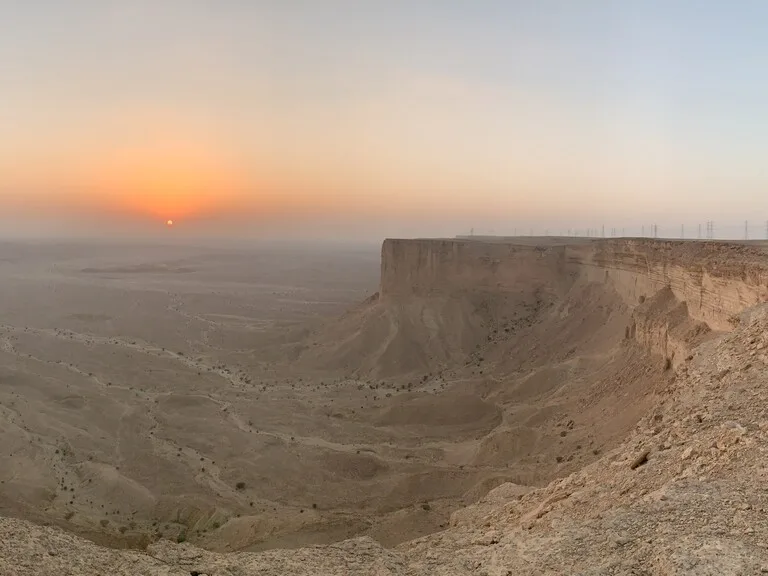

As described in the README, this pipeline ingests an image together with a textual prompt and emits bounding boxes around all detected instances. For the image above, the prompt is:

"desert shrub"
[236,481,246,490]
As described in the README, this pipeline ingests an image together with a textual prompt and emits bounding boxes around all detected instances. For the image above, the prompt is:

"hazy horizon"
[3,2,768,241]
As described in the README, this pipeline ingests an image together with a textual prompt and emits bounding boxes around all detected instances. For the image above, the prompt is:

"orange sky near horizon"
[5,2,768,239]
[0,109,543,226]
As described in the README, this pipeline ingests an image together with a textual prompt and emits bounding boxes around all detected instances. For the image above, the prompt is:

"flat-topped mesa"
[380,239,568,298]
[380,238,768,331]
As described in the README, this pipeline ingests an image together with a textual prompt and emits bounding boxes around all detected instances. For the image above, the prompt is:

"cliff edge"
[304,238,768,376]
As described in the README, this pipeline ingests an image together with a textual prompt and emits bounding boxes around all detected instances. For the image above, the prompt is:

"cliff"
[374,238,768,369]
[571,239,768,331]
[381,238,768,326]
[379,239,569,297]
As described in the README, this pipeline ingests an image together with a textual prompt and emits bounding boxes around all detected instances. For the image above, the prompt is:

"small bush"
[236,481,246,490]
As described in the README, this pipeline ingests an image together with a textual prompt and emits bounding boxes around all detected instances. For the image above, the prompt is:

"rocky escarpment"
[379,238,768,368]
[572,239,768,330]
[382,238,768,325]
[379,239,569,298]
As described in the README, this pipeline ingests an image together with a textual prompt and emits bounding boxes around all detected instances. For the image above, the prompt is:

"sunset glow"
[3,2,768,239]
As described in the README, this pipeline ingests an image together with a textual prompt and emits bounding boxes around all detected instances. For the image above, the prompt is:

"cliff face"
[379,238,768,365]
[380,239,569,297]
[571,240,768,331]
[382,239,768,327]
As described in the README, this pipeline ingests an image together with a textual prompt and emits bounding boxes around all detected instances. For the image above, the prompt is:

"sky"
[2,1,768,240]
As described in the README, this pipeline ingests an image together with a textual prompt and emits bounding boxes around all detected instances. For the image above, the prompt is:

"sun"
[166,219,174,227]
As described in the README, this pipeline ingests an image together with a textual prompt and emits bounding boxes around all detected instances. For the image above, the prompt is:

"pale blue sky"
[2,1,768,239]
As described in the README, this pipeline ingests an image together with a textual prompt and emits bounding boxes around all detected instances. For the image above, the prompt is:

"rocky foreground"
[4,305,768,575]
